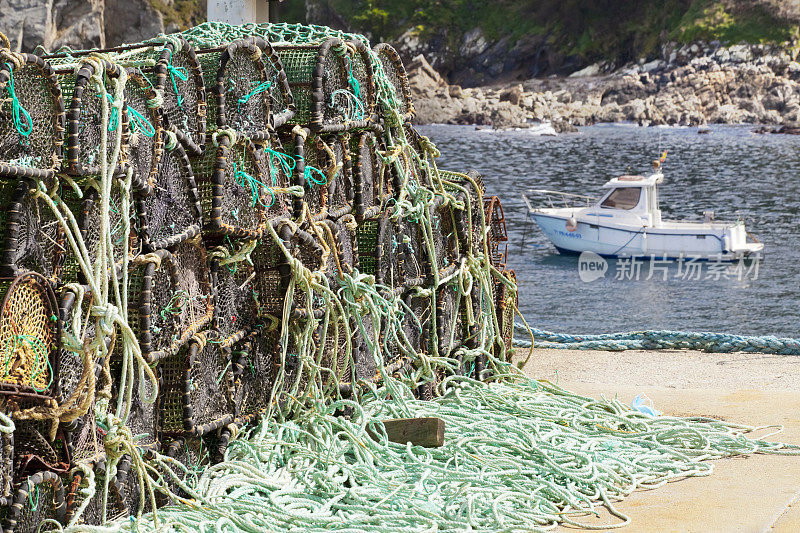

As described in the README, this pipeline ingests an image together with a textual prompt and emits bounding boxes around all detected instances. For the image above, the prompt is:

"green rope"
[127,106,155,138]
[263,147,295,185]
[302,160,328,186]
[165,49,187,109]
[4,62,32,140]
[233,162,276,208]
[345,55,361,100]
[237,80,272,113]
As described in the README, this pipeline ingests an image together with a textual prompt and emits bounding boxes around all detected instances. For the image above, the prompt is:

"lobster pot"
[231,328,277,424]
[354,218,379,276]
[79,182,141,278]
[122,68,163,189]
[215,37,294,138]
[149,37,206,153]
[196,136,291,239]
[129,241,213,364]
[495,270,517,353]
[275,38,375,132]
[383,289,430,368]
[250,237,289,319]
[323,135,354,217]
[375,214,427,290]
[210,254,259,341]
[0,418,10,505]
[65,457,150,527]
[435,281,467,359]
[352,131,385,219]
[109,355,159,450]
[60,59,128,177]
[3,471,65,533]
[373,43,414,121]
[429,200,460,276]
[398,124,434,189]
[0,54,64,181]
[0,179,68,281]
[157,336,234,439]
[61,406,101,467]
[484,195,509,269]
[12,418,68,478]
[161,436,212,500]
[286,132,339,217]
[441,169,488,257]
[137,141,202,252]
[349,308,378,384]
[0,272,58,399]
[316,312,354,391]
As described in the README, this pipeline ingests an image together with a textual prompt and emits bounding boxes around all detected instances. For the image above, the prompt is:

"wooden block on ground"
[371,417,445,448]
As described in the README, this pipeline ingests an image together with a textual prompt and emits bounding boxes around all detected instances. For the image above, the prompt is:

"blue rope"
[166,49,188,109]
[4,62,32,140]
[96,93,120,133]
[513,322,800,355]
[237,81,272,112]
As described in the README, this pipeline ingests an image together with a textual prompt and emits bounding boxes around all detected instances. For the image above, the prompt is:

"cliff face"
[0,0,204,52]
[301,0,800,87]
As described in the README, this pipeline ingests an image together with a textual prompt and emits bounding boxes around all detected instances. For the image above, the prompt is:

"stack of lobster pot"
[0,21,516,530]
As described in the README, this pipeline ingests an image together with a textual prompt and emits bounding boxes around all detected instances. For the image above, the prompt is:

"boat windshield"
[601,187,641,210]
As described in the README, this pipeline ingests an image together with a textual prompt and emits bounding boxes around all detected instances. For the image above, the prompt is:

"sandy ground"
[512,348,800,532]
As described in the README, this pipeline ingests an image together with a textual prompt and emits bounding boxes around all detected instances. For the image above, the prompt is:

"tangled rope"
[514,323,800,354]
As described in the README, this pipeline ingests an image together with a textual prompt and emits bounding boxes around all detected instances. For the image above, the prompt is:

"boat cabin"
[594,173,663,227]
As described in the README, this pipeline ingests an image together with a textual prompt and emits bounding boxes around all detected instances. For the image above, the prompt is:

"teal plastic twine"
[237,81,272,113]
[300,157,328,186]
[98,93,119,133]
[165,49,187,108]
[346,55,361,99]
[262,147,295,185]
[4,62,33,141]
[233,162,276,208]
[127,106,155,138]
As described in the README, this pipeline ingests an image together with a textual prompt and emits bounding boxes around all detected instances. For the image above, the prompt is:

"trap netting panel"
[430,200,460,275]
[62,61,127,177]
[12,418,66,478]
[211,253,259,340]
[79,184,140,275]
[376,214,427,290]
[258,133,294,221]
[162,436,213,500]
[158,338,233,438]
[0,54,63,177]
[123,69,163,189]
[194,49,223,131]
[206,136,275,238]
[373,43,413,120]
[109,356,159,450]
[216,38,275,140]
[323,135,353,215]
[137,240,213,363]
[436,281,467,358]
[0,273,57,396]
[250,238,287,319]
[153,38,206,151]
[276,39,372,132]
[441,170,487,256]
[352,131,383,218]
[4,471,65,533]
[2,179,67,281]
[232,329,277,424]
[137,142,202,252]
[355,218,379,276]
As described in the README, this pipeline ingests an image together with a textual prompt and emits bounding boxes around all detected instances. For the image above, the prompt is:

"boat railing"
[524,189,596,210]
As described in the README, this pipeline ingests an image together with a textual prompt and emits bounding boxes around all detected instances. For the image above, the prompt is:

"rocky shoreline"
[407,41,800,133]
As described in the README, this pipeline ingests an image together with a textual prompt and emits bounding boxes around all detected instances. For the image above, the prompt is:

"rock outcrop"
[408,41,800,132]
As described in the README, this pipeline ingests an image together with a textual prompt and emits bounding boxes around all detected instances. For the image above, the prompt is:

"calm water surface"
[418,124,800,337]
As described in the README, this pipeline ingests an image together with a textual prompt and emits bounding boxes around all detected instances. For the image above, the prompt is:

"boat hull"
[532,212,762,260]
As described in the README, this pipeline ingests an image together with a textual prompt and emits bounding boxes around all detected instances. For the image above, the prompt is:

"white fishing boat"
[523,156,763,260]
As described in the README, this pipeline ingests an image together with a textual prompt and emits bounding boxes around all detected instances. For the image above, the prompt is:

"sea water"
[419,124,800,337]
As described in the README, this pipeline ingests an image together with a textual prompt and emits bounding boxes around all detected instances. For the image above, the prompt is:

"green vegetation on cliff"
[283,0,798,64]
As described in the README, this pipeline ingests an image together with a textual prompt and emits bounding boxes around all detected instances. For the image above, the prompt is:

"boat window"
[601,187,641,210]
